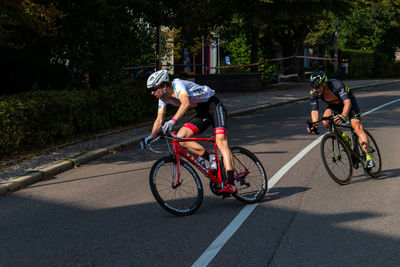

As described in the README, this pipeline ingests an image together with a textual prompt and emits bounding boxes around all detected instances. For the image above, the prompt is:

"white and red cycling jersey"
[157,79,215,114]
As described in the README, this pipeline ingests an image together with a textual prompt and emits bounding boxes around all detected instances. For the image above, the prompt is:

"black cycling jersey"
[310,79,361,120]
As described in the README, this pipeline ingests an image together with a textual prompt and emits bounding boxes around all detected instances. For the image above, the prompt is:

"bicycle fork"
[171,140,182,189]
[171,159,182,189]
[331,135,343,162]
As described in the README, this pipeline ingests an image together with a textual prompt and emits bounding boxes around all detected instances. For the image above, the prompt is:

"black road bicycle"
[307,116,382,185]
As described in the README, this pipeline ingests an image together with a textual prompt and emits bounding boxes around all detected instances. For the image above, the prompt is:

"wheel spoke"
[321,134,352,184]
[230,147,267,204]
[363,130,382,178]
[150,158,203,216]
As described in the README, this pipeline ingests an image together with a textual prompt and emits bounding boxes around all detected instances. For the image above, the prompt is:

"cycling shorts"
[325,94,361,120]
[182,96,228,136]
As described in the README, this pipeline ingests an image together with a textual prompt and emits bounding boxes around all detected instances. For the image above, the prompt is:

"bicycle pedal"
[241,181,250,187]
[221,192,232,199]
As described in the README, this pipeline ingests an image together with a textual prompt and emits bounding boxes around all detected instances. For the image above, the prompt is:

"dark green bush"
[338,48,400,78]
[339,49,374,78]
[0,83,157,157]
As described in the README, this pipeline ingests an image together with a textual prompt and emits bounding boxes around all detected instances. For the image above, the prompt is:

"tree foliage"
[306,0,400,62]
[52,0,158,89]
[1,0,400,94]
[0,0,164,92]
[339,0,400,59]
[0,0,63,48]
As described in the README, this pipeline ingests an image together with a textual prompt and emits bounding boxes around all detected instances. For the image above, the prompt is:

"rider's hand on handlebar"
[306,120,319,134]
[307,125,319,134]
[140,135,153,150]
[162,119,176,135]
[334,114,346,125]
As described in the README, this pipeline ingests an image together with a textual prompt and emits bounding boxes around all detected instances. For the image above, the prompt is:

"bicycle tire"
[320,134,353,185]
[149,156,203,216]
[358,129,382,178]
[230,147,268,204]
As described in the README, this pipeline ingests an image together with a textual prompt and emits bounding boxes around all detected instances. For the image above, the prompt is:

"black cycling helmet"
[309,71,327,89]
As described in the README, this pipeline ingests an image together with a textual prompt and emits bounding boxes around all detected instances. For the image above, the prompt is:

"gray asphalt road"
[1,84,400,266]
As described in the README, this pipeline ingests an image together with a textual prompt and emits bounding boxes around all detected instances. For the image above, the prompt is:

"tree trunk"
[156,25,162,70]
[296,33,305,81]
[88,71,102,89]
[250,25,259,73]
[278,30,294,70]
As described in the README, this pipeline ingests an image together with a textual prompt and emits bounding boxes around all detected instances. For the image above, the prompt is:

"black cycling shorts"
[182,96,228,136]
[325,94,361,120]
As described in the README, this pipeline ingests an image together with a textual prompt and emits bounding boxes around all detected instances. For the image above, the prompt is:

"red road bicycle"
[145,132,268,216]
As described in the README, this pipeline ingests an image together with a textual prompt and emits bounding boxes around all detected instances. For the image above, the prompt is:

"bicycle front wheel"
[149,156,203,216]
[230,147,268,204]
[320,134,353,185]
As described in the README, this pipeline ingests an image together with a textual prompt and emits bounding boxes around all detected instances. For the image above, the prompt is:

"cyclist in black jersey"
[307,71,375,168]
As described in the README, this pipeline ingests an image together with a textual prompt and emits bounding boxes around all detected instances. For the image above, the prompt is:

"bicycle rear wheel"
[320,134,353,185]
[230,147,268,204]
[149,156,203,216]
[358,129,382,178]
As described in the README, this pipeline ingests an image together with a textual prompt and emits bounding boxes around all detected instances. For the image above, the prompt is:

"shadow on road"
[1,192,399,266]
[264,186,311,202]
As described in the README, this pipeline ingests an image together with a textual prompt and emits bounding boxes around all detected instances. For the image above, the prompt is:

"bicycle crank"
[172,180,182,189]
[236,171,250,187]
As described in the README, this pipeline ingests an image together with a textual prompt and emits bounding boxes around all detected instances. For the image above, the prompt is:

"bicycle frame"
[171,136,251,190]
[149,132,251,190]
[171,136,224,188]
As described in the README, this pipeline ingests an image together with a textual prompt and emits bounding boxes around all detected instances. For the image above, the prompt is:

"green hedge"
[339,49,374,78]
[0,84,157,157]
[339,49,400,78]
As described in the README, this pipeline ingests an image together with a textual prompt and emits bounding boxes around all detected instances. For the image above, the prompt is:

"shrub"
[338,48,400,78]
[339,49,375,78]
[0,83,157,157]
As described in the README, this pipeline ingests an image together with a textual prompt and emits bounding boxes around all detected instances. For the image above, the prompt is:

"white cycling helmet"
[147,70,169,90]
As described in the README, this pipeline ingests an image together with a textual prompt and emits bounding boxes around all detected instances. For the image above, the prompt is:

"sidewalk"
[1,79,399,195]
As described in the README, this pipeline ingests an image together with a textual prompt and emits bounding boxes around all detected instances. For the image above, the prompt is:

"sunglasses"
[150,86,161,92]
[313,84,323,91]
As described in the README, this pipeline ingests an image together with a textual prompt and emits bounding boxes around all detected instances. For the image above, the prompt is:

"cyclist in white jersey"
[141,70,237,194]
[157,78,215,112]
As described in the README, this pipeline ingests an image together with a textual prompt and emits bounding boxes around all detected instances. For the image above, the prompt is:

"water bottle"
[194,155,209,169]
[341,132,352,148]
[209,153,217,171]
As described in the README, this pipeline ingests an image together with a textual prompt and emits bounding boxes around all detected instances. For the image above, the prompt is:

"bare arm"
[341,99,352,118]
[307,110,319,133]
[150,112,165,137]
[311,110,319,123]
[171,95,191,122]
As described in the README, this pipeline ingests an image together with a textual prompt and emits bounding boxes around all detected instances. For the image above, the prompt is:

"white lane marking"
[191,204,258,267]
[191,98,400,267]
[362,99,400,117]
[267,135,324,190]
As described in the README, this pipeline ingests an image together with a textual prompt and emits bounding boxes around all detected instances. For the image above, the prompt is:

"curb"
[1,80,399,196]
[0,137,148,196]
